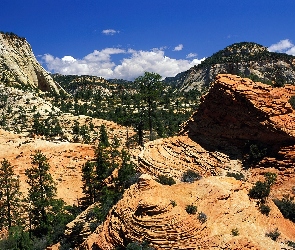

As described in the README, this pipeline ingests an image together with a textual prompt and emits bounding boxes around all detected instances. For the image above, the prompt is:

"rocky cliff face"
[165,42,295,92]
[0,33,62,93]
[181,74,295,166]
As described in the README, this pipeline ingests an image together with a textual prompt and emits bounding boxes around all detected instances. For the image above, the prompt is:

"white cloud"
[268,39,295,55]
[41,47,205,80]
[102,29,119,35]
[173,44,183,51]
[186,53,197,59]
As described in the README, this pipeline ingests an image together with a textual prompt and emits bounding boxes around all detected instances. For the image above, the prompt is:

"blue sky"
[1,0,295,80]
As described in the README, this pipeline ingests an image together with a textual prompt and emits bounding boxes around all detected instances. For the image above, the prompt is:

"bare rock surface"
[83,174,295,249]
[0,33,62,93]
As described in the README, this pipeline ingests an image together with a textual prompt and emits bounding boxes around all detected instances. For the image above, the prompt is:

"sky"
[1,0,295,80]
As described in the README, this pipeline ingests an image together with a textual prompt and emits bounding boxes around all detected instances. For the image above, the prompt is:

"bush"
[265,228,280,241]
[231,228,239,236]
[248,181,270,200]
[273,197,295,222]
[289,96,295,110]
[182,170,202,183]
[226,172,245,181]
[156,174,176,186]
[126,241,154,250]
[170,200,177,207]
[197,212,207,223]
[259,204,271,216]
[185,205,197,214]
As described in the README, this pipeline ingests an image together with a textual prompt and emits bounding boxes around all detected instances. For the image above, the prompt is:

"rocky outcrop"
[0,33,62,93]
[181,74,295,165]
[82,174,295,249]
[138,135,243,181]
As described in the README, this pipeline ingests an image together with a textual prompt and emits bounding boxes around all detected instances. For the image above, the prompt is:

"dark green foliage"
[0,226,32,250]
[0,159,22,229]
[81,161,97,205]
[231,228,239,236]
[99,124,109,147]
[185,205,197,214]
[117,150,138,190]
[249,144,267,162]
[25,151,75,245]
[273,197,295,222]
[182,169,202,183]
[248,181,270,200]
[156,175,176,186]
[135,72,164,141]
[226,172,245,181]
[289,96,295,110]
[31,112,63,137]
[265,228,280,241]
[243,142,268,167]
[170,200,177,207]
[25,151,57,237]
[197,212,207,223]
[287,241,295,248]
[264,172,277,186]
[126,241,155,250]
[259,204,271,216]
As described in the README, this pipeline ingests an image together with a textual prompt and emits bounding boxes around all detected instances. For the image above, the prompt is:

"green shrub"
[156,174,176,186]
[126,241,154,250]
[259,204,271,216]
[231,228,239,236]
[265,228,280,241]
[273,197,295,222]
[289,96,295,110]
[170,200,177,207]
[185,205,197,214]
[226,172,245,181]
[182,170,202,183]
[197,212,207,223]
[248,181,270,200]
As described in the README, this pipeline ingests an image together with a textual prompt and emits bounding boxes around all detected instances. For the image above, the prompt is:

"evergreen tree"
[99,124,109,147]
[0,159,22,229]
[25,151,57,237]
[81,161,96,205]
[135,72,163,141]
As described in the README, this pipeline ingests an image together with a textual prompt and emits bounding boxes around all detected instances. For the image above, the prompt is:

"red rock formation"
[82,174,295,249]
[181,74,295,149]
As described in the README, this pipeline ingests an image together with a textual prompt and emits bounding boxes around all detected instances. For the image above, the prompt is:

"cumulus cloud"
[268,39,295,55]
[41,47,205,80]
[102,29,119,35]
[173,44,183,51]
[186,53,197,59]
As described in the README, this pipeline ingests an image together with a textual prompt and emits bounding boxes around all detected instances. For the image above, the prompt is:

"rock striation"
[0,33,62,93]
[181,74,295,166]
[82,174,295,249]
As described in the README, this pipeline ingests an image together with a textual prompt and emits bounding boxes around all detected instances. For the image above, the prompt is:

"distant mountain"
[165,42,295,92]
[0,32,63,94]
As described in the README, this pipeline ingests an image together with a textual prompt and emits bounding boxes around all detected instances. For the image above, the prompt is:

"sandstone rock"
[0,33,62,93]
[83,175,295,249]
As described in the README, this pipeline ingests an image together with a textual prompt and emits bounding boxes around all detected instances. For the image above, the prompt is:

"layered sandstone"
[138,135,243,181]
[83,174,295,249]
[0,33,62,93]
[181,74,295,148]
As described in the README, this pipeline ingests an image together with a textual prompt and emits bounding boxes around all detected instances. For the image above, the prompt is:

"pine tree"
[99,124,109,147]
[25,150,57,237]
[0,159,22,229]
[135,72,163,141]
[81,161,96,205]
